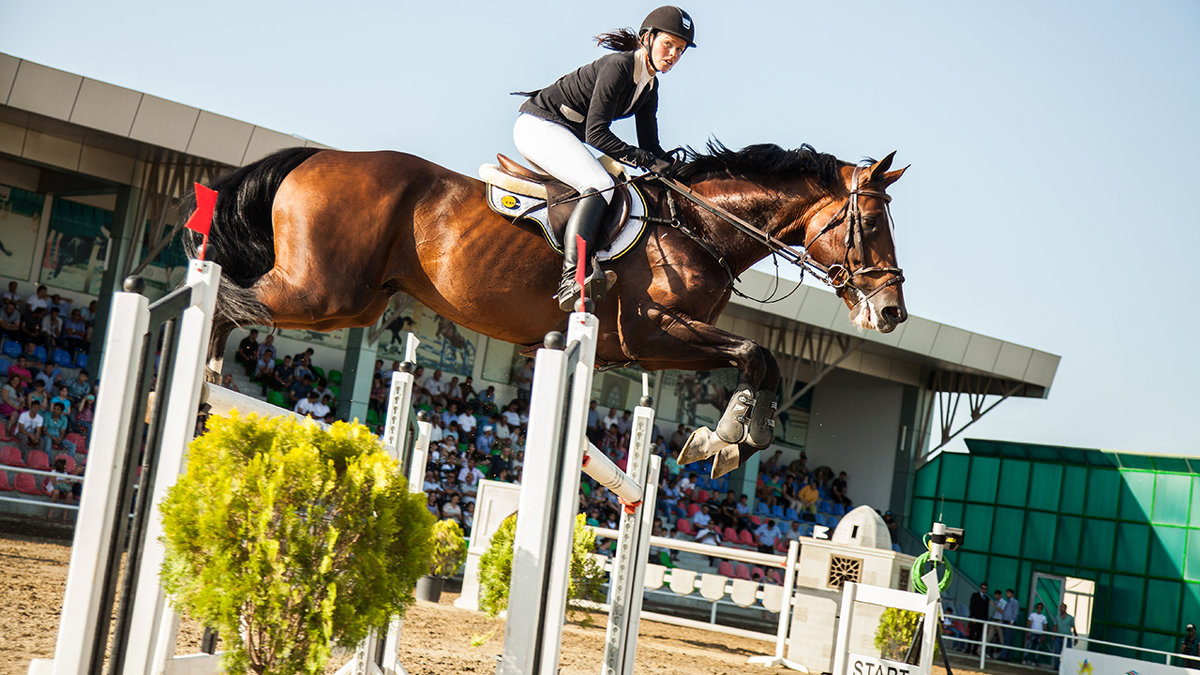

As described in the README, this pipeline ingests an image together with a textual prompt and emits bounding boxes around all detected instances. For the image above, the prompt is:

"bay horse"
[184,142,907,477]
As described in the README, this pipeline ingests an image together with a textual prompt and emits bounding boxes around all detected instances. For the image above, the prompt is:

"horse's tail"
[181,146,321,326]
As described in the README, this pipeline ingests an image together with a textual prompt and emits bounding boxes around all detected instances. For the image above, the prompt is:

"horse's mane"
[674,140,850,187]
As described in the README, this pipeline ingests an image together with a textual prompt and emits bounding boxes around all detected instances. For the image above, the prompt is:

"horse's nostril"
[881,305,907,323]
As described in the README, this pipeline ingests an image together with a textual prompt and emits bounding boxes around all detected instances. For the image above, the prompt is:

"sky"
[3,1,1198,457]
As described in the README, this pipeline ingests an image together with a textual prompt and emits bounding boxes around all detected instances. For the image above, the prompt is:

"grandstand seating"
[717,560,735,577]
[27,450,50,471]
[733,564,751,580]
[329,369,343,385]
[33,345,47,363]
[738,529,756,547]
[14,472,41,495]
[52,348,72,368]
[771,504,784,518]
[686,503,702,517]
[785,507,799,521]
[723,526,739,542]
[1,445,25,467]
[1,340,19,359]
[64,433,86,453]
[751,566,765,580]
[0,356,10,375]
[74,352,88,369]
[675,518,695,536]
[0,471,10,491]
[55,454,76,473]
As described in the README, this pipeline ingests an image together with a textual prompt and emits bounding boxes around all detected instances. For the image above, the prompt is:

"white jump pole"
[498,311,660,675]
[602,371,661,675]
[498,311,595,675]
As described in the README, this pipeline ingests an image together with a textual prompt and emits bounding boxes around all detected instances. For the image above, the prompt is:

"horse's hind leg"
[206,320,235,384]
[611,305,780,477]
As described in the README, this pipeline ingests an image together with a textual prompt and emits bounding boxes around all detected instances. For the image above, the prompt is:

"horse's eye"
[863,216,878,230]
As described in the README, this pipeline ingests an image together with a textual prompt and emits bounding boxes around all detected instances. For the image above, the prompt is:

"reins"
[649,165,904,306]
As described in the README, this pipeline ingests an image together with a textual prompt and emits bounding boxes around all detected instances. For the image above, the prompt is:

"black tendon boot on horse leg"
[678,385,778,478]
[556,188,616,312]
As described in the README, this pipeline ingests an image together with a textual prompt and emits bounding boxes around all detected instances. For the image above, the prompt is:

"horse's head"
[803,153,908,333]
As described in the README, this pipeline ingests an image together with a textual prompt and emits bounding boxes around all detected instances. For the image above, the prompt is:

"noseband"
[655,164,904,306]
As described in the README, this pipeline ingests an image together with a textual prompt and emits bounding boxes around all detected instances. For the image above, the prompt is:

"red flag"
[184,183,217,260]
[575,234,587,311]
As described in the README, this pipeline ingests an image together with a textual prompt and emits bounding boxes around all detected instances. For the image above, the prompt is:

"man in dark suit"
[969,582,991,654]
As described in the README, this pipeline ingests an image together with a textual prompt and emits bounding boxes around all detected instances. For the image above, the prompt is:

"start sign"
[848,654,914,675]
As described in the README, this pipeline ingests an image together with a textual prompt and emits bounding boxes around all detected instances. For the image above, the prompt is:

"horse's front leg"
[606,304,780,477]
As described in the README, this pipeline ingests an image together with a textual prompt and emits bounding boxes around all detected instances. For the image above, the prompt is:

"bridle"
[653,164,904,306]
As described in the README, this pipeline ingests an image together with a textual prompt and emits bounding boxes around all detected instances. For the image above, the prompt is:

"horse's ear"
[881,165,909,188]
[862,151,897,184]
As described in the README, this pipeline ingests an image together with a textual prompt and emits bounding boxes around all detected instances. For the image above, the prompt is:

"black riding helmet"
[640,6,697,48]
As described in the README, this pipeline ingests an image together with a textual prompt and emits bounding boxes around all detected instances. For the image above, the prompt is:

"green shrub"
[159,413,435,675]
[477,513,605,619]
[874,607,940,661]
[429,519,468,578]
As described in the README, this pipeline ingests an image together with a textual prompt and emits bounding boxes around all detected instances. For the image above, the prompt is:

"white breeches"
[512,113,614,204]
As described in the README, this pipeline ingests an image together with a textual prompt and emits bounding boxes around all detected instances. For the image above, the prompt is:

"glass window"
[41,196,112,295]
[940,453,968,502]
[1054,516,1082,567]
[1108,575,1145,632]
[1113,522,1149,575]
[987,556,1018,594]
[1079,519,1115,571]
[996,460,1030,507]
[1060,465,1087,514]
[966,456,1000,504]
[1118,471,1156,522]
[1152,473,1191,526]
[991,507,1025,552]
[914,460,939,499]
[1143,579,1180,634]
[1085,468,1120,520]
[1023,511,1056,559]
[1186,529,1200,582]
[1028,463,1063,513]
[963,504,994,553]
[1148,526,1186,579]
[0,184,46,280]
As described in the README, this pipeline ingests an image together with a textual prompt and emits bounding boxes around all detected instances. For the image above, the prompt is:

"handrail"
[944,612,1183,667]
[591,526,788,569]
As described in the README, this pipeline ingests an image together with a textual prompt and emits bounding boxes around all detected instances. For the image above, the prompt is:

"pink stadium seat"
[676,518,695,536]
[734,564,752,580]
[15,472,41,496]
[752,566,766,580]
[749,515,762,526]
[27,450,50,471]
[65,433,86,453]
[686,503,702,517]
[766,569,783,585]
[0,445,25,468]
[739,529,756,546]
[0,425,12,441]
[718,560,735,577]
[723,526,739,542]
[0,471,11,491]
[775,538,789,552]
[54,454,77,473]
[696,489,710,503]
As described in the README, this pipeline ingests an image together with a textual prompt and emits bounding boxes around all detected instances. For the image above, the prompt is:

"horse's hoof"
[711,443,742,479]
[715,387,755,444]
[677,427,726,465]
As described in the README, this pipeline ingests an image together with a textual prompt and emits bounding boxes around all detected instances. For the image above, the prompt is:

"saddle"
[479,154,649,261]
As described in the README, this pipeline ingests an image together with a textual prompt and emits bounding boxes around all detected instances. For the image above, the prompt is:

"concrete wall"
[805,370,905,511]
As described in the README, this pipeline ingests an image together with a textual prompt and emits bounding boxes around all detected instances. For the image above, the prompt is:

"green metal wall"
[910,440,1198,655]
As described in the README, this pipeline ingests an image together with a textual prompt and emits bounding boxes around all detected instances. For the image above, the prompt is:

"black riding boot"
[556,188,610,312]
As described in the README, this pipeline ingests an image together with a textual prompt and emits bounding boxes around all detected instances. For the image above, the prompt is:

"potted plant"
[416,518,468,602]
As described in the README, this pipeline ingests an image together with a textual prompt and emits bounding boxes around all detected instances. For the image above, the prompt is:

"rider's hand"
[648,157,681,178]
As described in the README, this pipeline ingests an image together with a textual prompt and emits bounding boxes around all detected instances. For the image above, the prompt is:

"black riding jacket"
[517,50,666,169]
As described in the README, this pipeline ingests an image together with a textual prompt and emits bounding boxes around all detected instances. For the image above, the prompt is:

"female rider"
[513,6,696,311]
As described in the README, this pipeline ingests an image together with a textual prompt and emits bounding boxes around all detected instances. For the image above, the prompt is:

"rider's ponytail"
[595,28,640,52]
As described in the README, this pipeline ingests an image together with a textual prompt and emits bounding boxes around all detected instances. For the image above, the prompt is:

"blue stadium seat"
[785,507,799,521]
[0,356,9,375]
[817,500,832,514]
[832,503,846,516]
[52,348,72,368]
[33,345,48,363]
[755,501,770,516]
[771,504,784,518]
[74,352,88,369]
[1,340,19,359]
